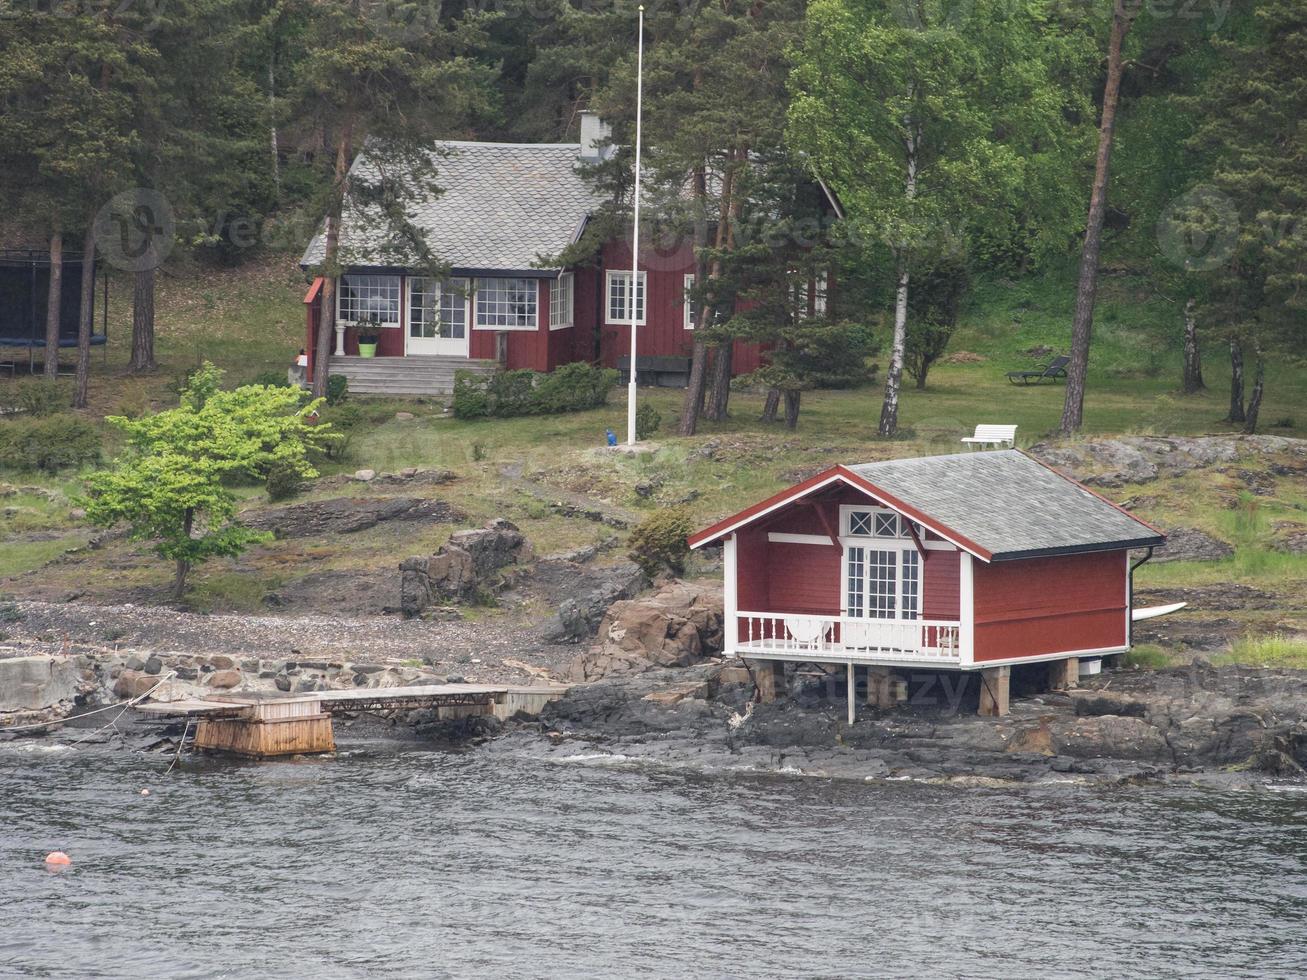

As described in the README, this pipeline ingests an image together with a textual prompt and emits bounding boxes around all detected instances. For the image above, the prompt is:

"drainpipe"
[1127,546,1154,649]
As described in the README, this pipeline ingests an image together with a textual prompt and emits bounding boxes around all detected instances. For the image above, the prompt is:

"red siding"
[468,279,552,371]
[922,549,960,621]
[767,542,841,615]
[973,550,1127,662]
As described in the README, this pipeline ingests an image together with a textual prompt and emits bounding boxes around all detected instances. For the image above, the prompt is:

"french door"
[407,277,469,357]
[845,545,920,621]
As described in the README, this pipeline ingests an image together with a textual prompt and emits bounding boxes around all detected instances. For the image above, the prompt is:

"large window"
[683,274,698,330]
[409,278,467,339]
[606,270,646,325]
[475,277,538,330]
[843,506,921,621]
[338,274,401,326]
[549,273,574,330]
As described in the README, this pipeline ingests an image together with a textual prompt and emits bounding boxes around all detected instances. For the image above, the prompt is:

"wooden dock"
[136,683,569,758]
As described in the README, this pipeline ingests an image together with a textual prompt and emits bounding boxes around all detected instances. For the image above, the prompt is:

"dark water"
[2,738,1306,979]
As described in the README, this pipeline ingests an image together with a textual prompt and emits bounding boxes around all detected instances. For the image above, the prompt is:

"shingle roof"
[845,450,1163,559]
[300,141,602,272]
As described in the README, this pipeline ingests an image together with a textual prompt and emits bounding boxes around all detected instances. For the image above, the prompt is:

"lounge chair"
[1006,354,1070,385]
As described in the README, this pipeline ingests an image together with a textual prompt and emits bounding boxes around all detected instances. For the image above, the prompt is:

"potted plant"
[355,318,380,358]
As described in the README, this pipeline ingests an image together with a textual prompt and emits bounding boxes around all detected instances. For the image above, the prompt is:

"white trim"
[605,269,647,326]
[727,644,1126,672]
[723,534,738,657]
[1124,549,1132,646]
[767,532,835,546]
[405,276,470,357]
[967,645,1127,670]
[472,276,540,332]
[336,273,402,328]
[683,273,696,330]
[959,553,974,667]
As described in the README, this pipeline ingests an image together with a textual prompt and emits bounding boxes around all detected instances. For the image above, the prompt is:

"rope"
[0,670,178,734]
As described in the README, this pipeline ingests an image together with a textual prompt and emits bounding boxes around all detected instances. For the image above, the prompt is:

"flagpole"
[626,4,644,446]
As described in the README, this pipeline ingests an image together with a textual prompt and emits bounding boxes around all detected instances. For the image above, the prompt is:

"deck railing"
[735,611,962,664]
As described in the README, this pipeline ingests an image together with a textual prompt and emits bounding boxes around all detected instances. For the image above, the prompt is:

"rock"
[545,562,648,641]
[0,656,79,712]
[353,469,376,482]
[208,655,236,670]
[399,519,534,615]
[244,496,461,539]
[1154,527,1235,563]
[125,654,146,672]
[69,507,87,520]
[143,655,163,676]
[175,666,199,681]
[112,670,159,700]
[274,675,292,692]
[1004,722,1055,756]
[1272,522,1307,555]
[208,669,242,689]
[567,579,724,681]
[395,412,415,421]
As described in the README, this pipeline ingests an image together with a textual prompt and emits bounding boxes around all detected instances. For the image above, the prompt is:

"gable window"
[338,274,401,326]
[683,274,698,330]
[549,273,574,330]
[606,270,646,325]
[842,505,920,621]
[475,277,538,330]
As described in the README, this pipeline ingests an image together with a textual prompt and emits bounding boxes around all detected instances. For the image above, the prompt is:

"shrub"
[326,374,349,406]
[4,379,67,417]
[315,403,365,462]
[0,414,101,473]
[635,402,662,440]
[452,363,617,419]
[266,459,305,501]
[627,507,693,579]
[248,370,292,388]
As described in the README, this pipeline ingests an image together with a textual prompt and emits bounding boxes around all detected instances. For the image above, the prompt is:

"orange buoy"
[44,852,71,866]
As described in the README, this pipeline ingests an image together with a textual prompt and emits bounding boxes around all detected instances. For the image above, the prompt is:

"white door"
[407,277,469,357]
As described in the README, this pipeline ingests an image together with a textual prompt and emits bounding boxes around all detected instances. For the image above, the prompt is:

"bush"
[452,363,617,419]
[3,379,67,417]
[326,374,349,406]
[0,414,101,473]
[265,459,305,501]
[635,402,662,440]
[248,370,292,388]
[627,507,693,579]
[314,403,366,462]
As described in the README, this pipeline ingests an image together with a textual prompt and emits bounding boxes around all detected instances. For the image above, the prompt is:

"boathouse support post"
[865,666,902,710]
[847,664,856,725]
[752,660,785,703]
[978,666,1010,717]
[1049,657,1080,690]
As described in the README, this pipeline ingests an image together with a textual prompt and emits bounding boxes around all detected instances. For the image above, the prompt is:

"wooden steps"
[327,355,499,395]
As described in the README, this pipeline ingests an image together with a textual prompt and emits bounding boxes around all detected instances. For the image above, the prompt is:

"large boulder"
[545,562,648,641]
[0,656,79,713]
[399,519,534,616]
[568,579,724,681]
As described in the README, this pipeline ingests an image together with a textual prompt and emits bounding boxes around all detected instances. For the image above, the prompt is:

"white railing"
[735,611,962,664]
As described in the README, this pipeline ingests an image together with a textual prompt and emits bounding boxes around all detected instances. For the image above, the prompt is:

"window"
[409,278,467,339]
[874,513,900,538]
[475,277,538,330]
[338,274,400,326]
[814,270,828,316]
[549,273,574,330]
[843,505,921,621]
[846,546,865,618]
[683,274,698,330]
[849,511,873,536]
[867,549,898,618]
[847,508,906,539]
[901,549,920,620]
[606,270,646,324]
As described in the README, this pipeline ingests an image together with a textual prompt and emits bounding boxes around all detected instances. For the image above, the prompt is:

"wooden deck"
[137,683,569,757]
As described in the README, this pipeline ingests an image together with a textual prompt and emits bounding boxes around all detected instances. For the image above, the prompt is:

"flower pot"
[358,343,378,358]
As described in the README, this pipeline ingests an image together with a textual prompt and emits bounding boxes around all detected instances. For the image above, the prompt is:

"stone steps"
[327,356,498,395]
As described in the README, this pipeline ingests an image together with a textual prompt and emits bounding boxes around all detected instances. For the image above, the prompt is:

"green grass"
[1214,634,1307,669]
[0,536,87,578]
[1124,644,1178,669]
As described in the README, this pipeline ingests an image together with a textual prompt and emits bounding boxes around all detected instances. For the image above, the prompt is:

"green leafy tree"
[84,364,330,598]
[903,243,968,390]
[790,0,1091,436]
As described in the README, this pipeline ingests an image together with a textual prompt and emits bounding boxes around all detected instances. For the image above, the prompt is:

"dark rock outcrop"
[544,562,648,641]
[400,519,534,617]
[245,496,461,539]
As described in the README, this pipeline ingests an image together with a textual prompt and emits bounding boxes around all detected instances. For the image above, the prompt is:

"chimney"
[579,111,613,159]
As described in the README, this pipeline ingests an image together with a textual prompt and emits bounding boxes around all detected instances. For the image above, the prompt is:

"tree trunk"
[915,359,930,390]
[130,267,157,371]
[879,259,910,437]
[312,115,354,400]
[73,228,97,409]
[783,389,800,430]
[761,387,781,422]
[174,507,195,600]
[678,159,733,436]
[705,340,732,421]
[1241,352,1264,434]
[679,337,709,435]
[269,57,280,198]
[1227,338,1245,423]
[1060,0,1135,435]
[1181,297,1204,393]
[44,231,63,380]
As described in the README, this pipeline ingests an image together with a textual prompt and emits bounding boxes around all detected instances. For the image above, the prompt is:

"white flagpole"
[626,4,645,446]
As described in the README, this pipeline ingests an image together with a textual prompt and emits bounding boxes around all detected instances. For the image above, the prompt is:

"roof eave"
[989,536,1167,562]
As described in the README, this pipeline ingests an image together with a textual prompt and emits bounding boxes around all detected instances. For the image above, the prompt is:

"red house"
[688,449,1166,718]
[300,114,836,393]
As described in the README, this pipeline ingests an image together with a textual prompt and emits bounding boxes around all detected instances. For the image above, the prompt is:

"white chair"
[961,424,1017,449]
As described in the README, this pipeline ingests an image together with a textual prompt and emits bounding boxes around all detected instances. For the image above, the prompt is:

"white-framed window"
[338,274,401,326]
[814,269,828,316]
[683,274,698,330]
[549,273,574,330]
[409,277,468,339]
[606,270,646,325]
[842,505,920,621]
[792,269,830,319]
[475,277,538,330]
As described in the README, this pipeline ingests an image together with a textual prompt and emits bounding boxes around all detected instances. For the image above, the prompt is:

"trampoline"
[0,248,109,375]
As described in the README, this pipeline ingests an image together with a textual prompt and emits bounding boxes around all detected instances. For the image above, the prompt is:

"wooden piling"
[1048,657,1080,690]
[978,665,1010,717]
[751,660,786,703]
[865,666,901,710]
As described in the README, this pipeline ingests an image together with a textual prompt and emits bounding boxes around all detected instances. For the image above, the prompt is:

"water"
[2,738,1306,979]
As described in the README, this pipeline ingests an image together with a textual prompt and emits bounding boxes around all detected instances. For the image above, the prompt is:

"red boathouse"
[688,449,1166,717]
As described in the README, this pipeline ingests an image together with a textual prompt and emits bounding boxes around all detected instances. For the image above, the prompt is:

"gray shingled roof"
[300,141,601,272]
[846,450,1163,560]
